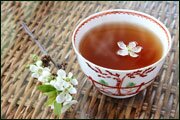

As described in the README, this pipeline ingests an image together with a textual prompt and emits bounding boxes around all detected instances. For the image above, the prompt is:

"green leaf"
[45,91,57,106]
[37,85,56,93]
[54,101,62,116]
[46,96,56,106]
[45,97,56,106]
[99,79,108,85]
[45,91,57,98]
[126,82,136,87]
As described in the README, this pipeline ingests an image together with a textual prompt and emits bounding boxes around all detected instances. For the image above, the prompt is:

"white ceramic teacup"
[72,9,171,98]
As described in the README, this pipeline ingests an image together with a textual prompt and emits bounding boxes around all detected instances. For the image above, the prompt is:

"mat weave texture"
[1,1,179,119]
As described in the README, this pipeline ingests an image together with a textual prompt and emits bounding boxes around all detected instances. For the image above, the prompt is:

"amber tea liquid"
[79,23,163,70]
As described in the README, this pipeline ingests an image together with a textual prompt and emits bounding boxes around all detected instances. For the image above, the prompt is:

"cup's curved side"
[77,54,165,98]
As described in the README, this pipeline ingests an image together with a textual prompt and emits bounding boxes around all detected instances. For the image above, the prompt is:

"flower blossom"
[57,69,78,86]
[49,69,78,92]
[117,41,142,57]
[29,60,51,83]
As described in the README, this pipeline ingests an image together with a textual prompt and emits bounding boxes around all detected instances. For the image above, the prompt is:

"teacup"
[72,9,171,98]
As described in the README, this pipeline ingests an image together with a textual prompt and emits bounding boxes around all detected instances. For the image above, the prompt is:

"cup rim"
[72,9,172,72]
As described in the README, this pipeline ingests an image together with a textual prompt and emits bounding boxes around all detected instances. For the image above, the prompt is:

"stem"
[21,21,60,69]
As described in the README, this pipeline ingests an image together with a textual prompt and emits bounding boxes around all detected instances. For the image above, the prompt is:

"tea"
[79,23,163,70]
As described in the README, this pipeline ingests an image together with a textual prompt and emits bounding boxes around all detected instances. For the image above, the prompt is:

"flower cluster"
[29,55,78,116]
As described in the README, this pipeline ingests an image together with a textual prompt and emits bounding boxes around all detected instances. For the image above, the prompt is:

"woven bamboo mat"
[1,1,179,119]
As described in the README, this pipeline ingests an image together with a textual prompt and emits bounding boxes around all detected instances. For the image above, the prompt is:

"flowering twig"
[21,21,59,69]
[22,21,78,116]
[29,55,78,116]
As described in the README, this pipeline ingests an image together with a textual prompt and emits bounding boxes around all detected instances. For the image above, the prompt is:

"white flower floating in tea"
[29,55,78,116]
[117,41,142,57]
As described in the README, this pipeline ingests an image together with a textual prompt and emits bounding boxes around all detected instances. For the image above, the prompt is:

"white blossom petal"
[128,41,136,49]
[36,60,43,67]
[117,50,128,56]
[50,80,64,91]
[68,72,73,78]
[68,87,77,94]
[50,80,56,86]
[56,84,65,91]
[43,67,50,72]
[131,46,142,53]
[63,81,70,89]
[117,41,127,50]
[32,73,39,78]
[38,76,45,82]
[57,69,66,78]
[129,51,139,57]
[29,65,38,72]
[56,93,65,103]
[55,82,65,91]
[61,100,77,113]
[42,70,51,77]
[70,79,78,85]
[63,100,77,106]
[56,76,63,82]
[65,93,72,102]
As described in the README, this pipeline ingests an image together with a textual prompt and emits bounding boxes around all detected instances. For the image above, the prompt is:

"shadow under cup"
[72,9,172,98]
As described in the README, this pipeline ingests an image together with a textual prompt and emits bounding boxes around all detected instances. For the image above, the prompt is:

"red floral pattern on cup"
[86,62,156,96]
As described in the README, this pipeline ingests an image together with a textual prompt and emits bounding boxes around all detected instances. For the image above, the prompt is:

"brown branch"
[21,21,60,69]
